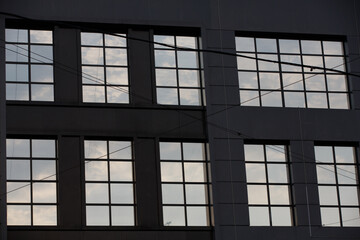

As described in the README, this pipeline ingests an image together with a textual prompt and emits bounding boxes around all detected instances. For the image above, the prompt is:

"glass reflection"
[6,44,28,62]
[106,67,128,85]
[282,73,303,90]
[110,161,133,181]
[259,72,280,89]
[85,140,107,159]
[155,50,176,67]
[7,205,31,225]
[245,163,266,183]
[323,41,343,55]
[31,84,54,101]
[256,38,277,52]
[321,207,340,226]
[157,88,178,105]
[178,70,199,87]
[184,163,205,182]
[105,34,126,47]
[161,162,183,182]
[32,160,56,180]
[183,143,204,160]
[261,91,282,107]
[334,147,355,164]
[83,85,106,102]
[244,145,264,162]
[32,139,55,157]
[156,69,177,86]
[33,182,56,203]
[236,37,255,52]
[105,48,127,65]
[154,35,174,49]
[110,183,133,204]
[339,187,359,206]
[6,139,30,157]
[341,208,360,226]
[179,89,201,105]
[257,54,279,71]
[315,146,333,163]
[86,206,109,226]
[86,183,109,203]
[7,182,31,203]
[271,207,292,226]
[267,164,288,183]
[107,86,129,103]
[305,74,326,91]
[30,30,53,44]
[82,66,104,84]
[31,65,53,82]
[185,184,207,204]
[186,206,208,226]
[6,64,28,82]
[237,54,257,70]
[6,29,28,42]
[160,142,181,160]
[269,186,290,205]
[30,45,53,63]
[7,160,30,180]
[279,39,300,53]
[301,40,322,54]
[238,71,258,89]
[33,205,57,225]
[328,93,348,109]
[176,36,196,48]
[318,186,338,205]
[163,206,185,226]
[85,161,108,181]
[247,185,268,204]
[306,93,328,108]
[316,165,336,184]
[111,206,134,226]
[177,51,198,68]
[284,92,306,108]
[82,47,104,65]
[240,90,260,106]
[109,141,132,159]
[249,207,270,226]
[162,184,184,204]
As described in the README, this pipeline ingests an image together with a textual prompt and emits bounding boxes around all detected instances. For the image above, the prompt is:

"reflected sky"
[6,64,28,82]
[261,91,282,107]
[6,29,28,42]
[110,183,133,204]
[33,182,56,203]
[160,142,181,160]
[110,161,133,181]
[7,205,31,225]
[81,32,103,46]
[256,38,277,53]
[240,90,260,106]
[184,163,205,182]
[301,40,322,54]
[185,184,207,204]
[284,92,305,108]
[7,160,30,180]
[238,72,258,89]
[162,184,184,204]
[33,205,57,225]
[259,72,280,89]
[83,85,105,103]
[86,206,109,226]
[279,39,300,53]
[163,206,185,226]
[30,30,53,44]
[236,37,255,52]
[249,207,269,226]
[183,143,205,160]
[105,34,126,47]
[111,206,134,226]
[179,89,201,105]
[176,36,196,48]
[187,206,208,226]
[247,185,268,204]
[271,207,292,226]
[321,207,340,226]
[257,54,279,71]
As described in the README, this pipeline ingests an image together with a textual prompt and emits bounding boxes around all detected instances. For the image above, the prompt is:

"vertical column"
[54,28,81,104]
[128,29,154,106]
[58,136,82,228]
[0,17,7,240]
[134,138,160,227]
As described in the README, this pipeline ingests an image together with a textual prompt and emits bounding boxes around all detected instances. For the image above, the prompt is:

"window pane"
[259,72,280,89]
[269,185,290,205]
[282,73,303,90]
[7,182,30,203]
[163,206,185,226]
[7,160,30,180]
[105,34,126,47]
[337,165,357,185]
[323,41,343,55]
[327,75,347,91]
[7,205,31,226]
[156,69,177,86]
[83,85,105,103]
[85,161,108,181]
[107,86,129,103]
[82,66,104,84]
[7,139,30,157]
[316,165,336,184]
[184,163,205,182]
[33,183,56,203]
[31,84,54,101]
[106,67,128,85]
[105,48,127,66]
[111,206,134,226]
[320,207,340,227]
[160,142,181,160]
[157,88,178,105]
[6,83,29,101]
[154,35,174,49]
[33,205,57,225]
[155,50,176,67]
[183,143,204,160]
[32,160,56,180]
[328,93,349,109]
[86,206,109,226]
[315,146,334,163]
[162,184,184,204]
[31,65,53,82]
[82,47,104,65]
[179,89,201,105]
[110,161,133,181]
[257,54,279,71]
[306,93,328,108]
[244,145,264,162]
[302,56,323,72]
[335,147,355,164]
[247,185,268,204]
[238,71,258,89]
[6,29,28,42]
[185,184,207,204]
[318,186,338,205]
[81,32,103,46]
[86,183,109,203]
[110,183,133,204]
[6,44,28,62]
[6,64,28,82]
[186,206,208,226]
[237,54,256,70]
[279,39,300,53]
[256,38,277,52]
[32,139,56,157]
[240,90,260,106]
[31,45,53,63]
[271,207,292,226]
[301,40,322,54]
[325,57,345,72]
[284,92,305,108]
[85,140,107,159]
[267,164,288,183]
[249,207,269,226]
[280,55,302,72]
[341,208,360,227]
[30,30,52,44]
[245,163,266,183]
[178,70,199,87]
[236,37,255,52]
[177,51,198,68]
[261,91,282,107]
[339,187,359,206]
[109,141,132,159]
[305,74,326,91]
[266,145,286,162]
[161,162,183,182]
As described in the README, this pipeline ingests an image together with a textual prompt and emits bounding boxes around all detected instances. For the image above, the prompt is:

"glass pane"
[81,47,104,65]
[179,70,199,87]
[247,185,268,204]
[155,50,176,67]
[186,206,208,226]
[106,67,128,85]
[156,69,177,87]
[6,139,30,157]
[259,72,280,89]
[81,32,103,46]
[323,41,343,55]
[105,48,127,66]
[82,66,104,84]
[31,45,53,63]
[157,88,178,105]
[33,205,57,225]
[337,165,357,184]
[161,162,183,182]
[110,161,133,181]
[7,205,31,226]
[269,185,290,205]
[315,146,334,163]
[6,44,28,62]
[31,84,54,101]
[339,187,359,205]
[235,37,255,52]
[245,163,266,183]
[109,141,132,159]
[31,65,53,82]
[177,51,198,68]
[30,30,52,44]
[266,145,286,162]
[112,206,134,226]
[85,161,108,181]
[301,40,322,54]
[7,160,30,180]
[282,73,303,90]
[176,36,196,48]
[6,64,28,82]
[7,182,30,203]
[185,184,207,204]
[85,140,107,159]
[256,38,277,52]
[302,56,323,72]
[306,93,328,108]
[238,71,258,89]
[244,145,264,162]
[305,74,326,91]
[107,86,129,103]
[184,163,205,182]
[335,147,355,163]
[316,165,336,184]
[325,57,345,72]
[6,29,28,42]
[86,183,109,203]
[160,142,181,160]
[284,92,305,108]
[327,75,347,91]
[249,207,269,226]
[341,208,360,227]
[267,164,288,183]
[318,186,338,205]
[86,206,109,226]
[162,184,184,204]
[237,54,256,70]
[154,35,174,49]
[271,207,292,226]
[83,85,105,103]
[105,34,126,47]
[111,183,133,204]
[33,182,56,203]
[320,207,340,227]
[183,143,204,160]
[240,90,260,106]
[328,93,349,109]
[33,160,56,180]
[179,89,201,105]
[279,39,300,53]
[261,91,283,107]
[163,206,185,226]
[280,55,302,72]
[257,54,279,71]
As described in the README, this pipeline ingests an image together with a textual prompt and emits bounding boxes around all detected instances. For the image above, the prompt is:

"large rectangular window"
[244,144,294,226]
[236,37,349,109]
[315,145,360,227]
[6,138,57,226]
[159,142,211,226]
[84,140,135,226]
[81,32,129,103]
[5,29,54,101]
[154,35,204,106]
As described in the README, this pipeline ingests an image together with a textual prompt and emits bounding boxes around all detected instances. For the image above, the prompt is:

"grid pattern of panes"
[154,35,204,106]
[315,146,360,227]
[244,144,293,226]
[84,140,135,226]
[159,142,210,226]
[81,32,129,103]
[236,37,349,109]
[5,29,54,101]
[6,139,57,226]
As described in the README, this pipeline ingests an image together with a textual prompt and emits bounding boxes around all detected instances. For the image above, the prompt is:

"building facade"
[0,0,360,239]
